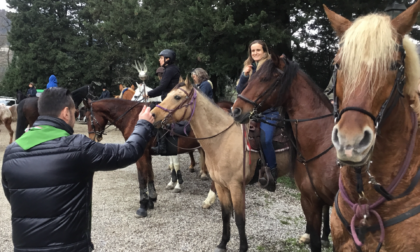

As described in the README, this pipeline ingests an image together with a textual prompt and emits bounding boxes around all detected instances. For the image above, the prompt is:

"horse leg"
[299,223,310,244]
[301,195,323,252]
[214,183,232,252]
[166,158,175,190]
[147,154,157,210]
[202,180,217,209]
[168,156,173,170]
[135,156,150,218]
[230,184,248,252]
[199,148,209,180]
[188,151,195,172]
[173,160,183,193]
[5,119,13,144]
[321,205,331,247]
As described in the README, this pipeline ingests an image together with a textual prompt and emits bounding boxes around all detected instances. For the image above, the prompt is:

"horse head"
[232,54,288,123]
[83,98,106,142]
[324,2,420,165]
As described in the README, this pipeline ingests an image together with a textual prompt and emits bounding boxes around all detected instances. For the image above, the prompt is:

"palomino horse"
[15,85,96,139]
[83,98,207,217]
[150,82,290,252]
[118,84,136,100]
[231,55,337,252]
[324,2,420,251]
[0,104,14,144]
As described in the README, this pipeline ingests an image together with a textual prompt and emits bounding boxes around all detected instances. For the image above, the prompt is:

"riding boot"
[259,166,276,192]
[151,131,167,155]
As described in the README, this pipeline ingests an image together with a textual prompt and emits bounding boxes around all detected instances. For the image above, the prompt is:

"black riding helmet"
[158,49,176,65]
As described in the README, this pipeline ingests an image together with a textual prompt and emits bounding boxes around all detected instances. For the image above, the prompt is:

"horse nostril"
[358,130,372,148]
[332,128,339,145]
[233,108,242,117]
[152,113,156,118]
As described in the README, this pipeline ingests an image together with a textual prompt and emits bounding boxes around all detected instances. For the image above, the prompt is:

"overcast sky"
[0,0,11,11]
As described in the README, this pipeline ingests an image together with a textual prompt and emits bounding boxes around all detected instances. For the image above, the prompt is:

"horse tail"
[15,100,28,139]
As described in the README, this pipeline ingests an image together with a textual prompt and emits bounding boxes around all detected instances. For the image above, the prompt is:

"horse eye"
[174,95,181,100]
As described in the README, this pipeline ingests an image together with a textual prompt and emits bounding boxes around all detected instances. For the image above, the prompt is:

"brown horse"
[324,2,420,251]
[231,54,337,251]
[83,98,207,217]
[119,84,136,100]
[151,82,290,252]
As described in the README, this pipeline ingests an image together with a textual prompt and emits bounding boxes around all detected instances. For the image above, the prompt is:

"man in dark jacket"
[26,82,37,97]
[99,86,111,99]
[2,88,154,252]
[145,49,180,100]
[145,49,180,154]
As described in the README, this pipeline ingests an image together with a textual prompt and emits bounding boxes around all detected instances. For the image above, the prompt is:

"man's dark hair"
[38,88,75,117]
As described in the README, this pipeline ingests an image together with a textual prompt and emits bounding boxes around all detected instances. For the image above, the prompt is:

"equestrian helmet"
[158,49,176,62]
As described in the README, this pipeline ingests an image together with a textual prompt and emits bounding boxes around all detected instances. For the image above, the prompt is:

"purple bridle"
[156,87,197,135]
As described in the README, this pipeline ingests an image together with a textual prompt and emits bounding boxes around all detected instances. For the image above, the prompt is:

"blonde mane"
[337,13,420,114]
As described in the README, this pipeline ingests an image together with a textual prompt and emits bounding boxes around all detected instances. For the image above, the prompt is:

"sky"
[0,0,11,11]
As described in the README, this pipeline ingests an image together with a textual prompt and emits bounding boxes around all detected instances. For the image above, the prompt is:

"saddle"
[247,120,289,153]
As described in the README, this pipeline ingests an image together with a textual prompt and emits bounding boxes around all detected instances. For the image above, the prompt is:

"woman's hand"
[243,65,253,77]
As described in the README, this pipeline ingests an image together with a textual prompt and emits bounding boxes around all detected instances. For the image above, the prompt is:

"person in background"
[46,75,58,89]
[191,68,213,100]
[99,86,111,99]
[26,82,37,97]
[156,66,165,80]
[2,87,155,252]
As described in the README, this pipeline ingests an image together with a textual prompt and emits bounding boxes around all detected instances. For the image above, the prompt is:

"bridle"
[155,86,235,142]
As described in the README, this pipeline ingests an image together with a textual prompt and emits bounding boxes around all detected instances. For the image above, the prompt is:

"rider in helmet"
[147,49,180,154]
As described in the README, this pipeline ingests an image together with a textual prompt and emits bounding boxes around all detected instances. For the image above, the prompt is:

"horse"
[15,85,96,139]
[323,3,420,251]
[231,54,337,251]
[83,98,209,217]
[16,89,27,104]
[131,82,162,102]
[118,84,136,100]
[8,104,18,122]
[0,104,14,144]
[150,81,290,252]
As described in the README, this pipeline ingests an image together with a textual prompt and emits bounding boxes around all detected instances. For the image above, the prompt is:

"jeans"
[260,109,280,170]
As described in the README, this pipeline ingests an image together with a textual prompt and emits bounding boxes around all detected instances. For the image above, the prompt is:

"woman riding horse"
[236,40,280,191]
[145,49,180,154]
[192,68,213,100]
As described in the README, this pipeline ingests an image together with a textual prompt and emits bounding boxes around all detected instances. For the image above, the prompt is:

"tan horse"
[0,104,14,144]
[325,2,420,251]
[151,81,290,252]
[119,84,136,100]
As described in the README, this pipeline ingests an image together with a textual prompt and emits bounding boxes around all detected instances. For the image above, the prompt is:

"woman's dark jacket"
[2,116,154,252]
[198,80,213,99]
[148,64,180,100]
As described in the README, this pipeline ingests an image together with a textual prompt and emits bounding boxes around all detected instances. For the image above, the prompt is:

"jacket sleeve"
[82,120,154,171]
[148,67,174,98]
[236,73,249,94]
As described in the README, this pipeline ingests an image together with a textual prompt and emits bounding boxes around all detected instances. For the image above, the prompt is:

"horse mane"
[252,58,333,111]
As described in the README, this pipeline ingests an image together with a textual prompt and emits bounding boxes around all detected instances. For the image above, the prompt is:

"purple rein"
[156,88,198,135]
[339,110,418,247]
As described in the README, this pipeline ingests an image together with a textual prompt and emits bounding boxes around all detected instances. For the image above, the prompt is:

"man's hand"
[138,106,155,124]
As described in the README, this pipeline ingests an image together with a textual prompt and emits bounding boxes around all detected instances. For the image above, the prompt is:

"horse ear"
[323,5,352,38]
[119,84,123,91]
[131,84,135,90]
[391,0,420,36]
[185,74,192,89]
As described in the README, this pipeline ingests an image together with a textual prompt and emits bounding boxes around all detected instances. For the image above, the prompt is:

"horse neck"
[341,96,418,202]
[189,90,236,150]
[71,86,88,107]
[95,100,140,135]
[285,74,334,155]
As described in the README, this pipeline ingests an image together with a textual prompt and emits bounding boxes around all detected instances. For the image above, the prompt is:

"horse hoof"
[299,233,310,244]
[166,185,174,190]
[189,168,195,173]
[214,248,226,252]
[135,208,147,218]
[200,173,209,181]
[202,202,211,209]
[148,200,154,210]
[321,240,330,248]
[172,188,181,193]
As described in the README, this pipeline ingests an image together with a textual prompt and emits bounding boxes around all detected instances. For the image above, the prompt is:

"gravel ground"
[0,122,330,252]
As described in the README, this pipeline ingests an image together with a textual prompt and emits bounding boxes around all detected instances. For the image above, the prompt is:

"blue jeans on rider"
[260,108,279,171]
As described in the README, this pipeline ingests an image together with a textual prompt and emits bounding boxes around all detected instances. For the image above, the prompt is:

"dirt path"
[0,122,331,251]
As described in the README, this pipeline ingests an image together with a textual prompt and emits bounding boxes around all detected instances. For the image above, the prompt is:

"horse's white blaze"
[202,189,216,209]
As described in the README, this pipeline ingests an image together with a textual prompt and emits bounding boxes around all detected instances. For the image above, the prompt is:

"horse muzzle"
[232,108,250,124]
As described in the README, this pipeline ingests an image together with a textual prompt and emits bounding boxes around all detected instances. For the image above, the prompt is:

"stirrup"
[259,166,276,192]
